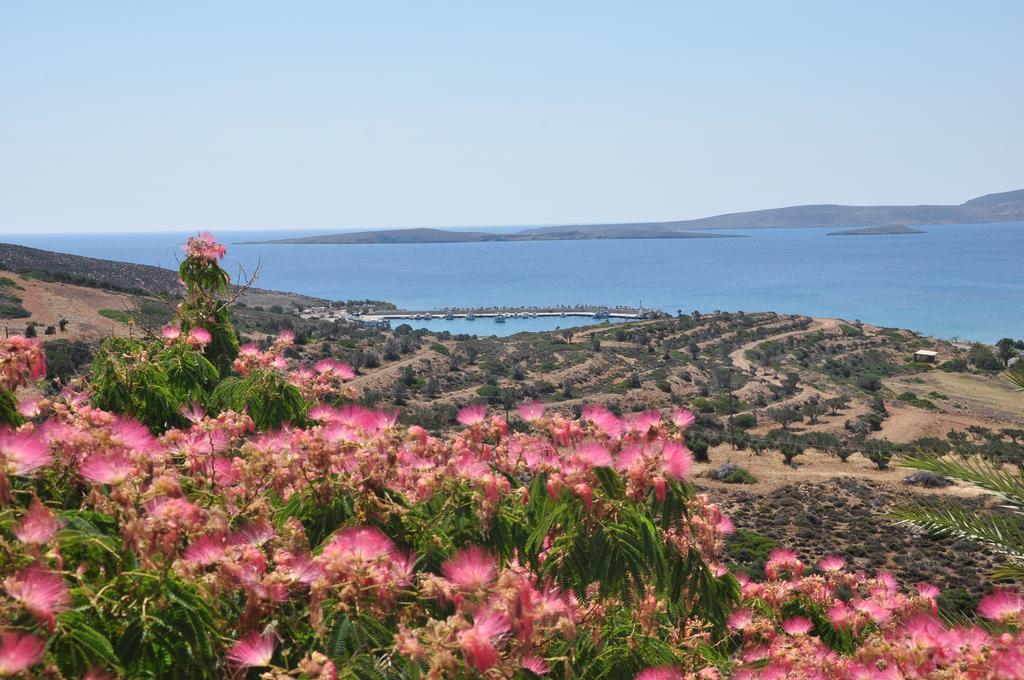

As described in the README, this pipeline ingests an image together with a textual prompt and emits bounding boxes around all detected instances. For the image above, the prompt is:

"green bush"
[0,302,30,319]
[721,467,758,484]
[99,308,132,323]
[733,412,757,429]
[726,528,778,577]
[476,384,501,397]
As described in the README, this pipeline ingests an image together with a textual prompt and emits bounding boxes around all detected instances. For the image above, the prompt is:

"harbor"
[298,305,663,335]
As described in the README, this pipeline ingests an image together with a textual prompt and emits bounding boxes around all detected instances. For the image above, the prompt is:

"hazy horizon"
[3,2,1023,234]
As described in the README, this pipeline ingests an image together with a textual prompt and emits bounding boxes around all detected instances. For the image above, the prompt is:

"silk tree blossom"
[316,527,415,607]
[660,442,693,480]
[226,630,276,668]
[573,441,613,468]
[522,656,551,675]
[978,588,1024,624]
[78,451,135,485]
[781,616,813,635]
[184,232,227,263]
[187,327,212,347]
[0,335,46,391]
[458,609,510,672]
[457,403,487,426]
[517,400,545,422]
[671,408,696,430]
[0,632,46,676]
[0,429,50,476]
[442,546,497,593]
[161,325,181,340]
[817,555,846,572]
[4,567,70,629]
[635,667,683,680]
[764,548,804,581]
[728,608,754,631]
[16,397,42,418]
[14,497,60,545]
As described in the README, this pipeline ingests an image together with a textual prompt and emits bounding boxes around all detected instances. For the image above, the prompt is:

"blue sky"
[2,1,1022,233]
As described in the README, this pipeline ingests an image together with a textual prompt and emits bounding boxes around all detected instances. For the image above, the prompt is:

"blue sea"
[3,223,1021,342]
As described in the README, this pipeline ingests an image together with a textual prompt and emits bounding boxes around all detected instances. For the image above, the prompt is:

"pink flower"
[442,546,497,591]
[635,667,683,680]
[321,527,395,563]
[184,232,226,262]
[978,588,1024,623]
[226,630,276,668]
[16,398,41,418]
[817,555,846,572]
[765,548,804,580]
[457,404,487,426]
[0,429,50,476]
[661,443,692,480]
[79,452,135,485]
[522,656,551,675]
[458,609,509,672]
[188,327,212,347]
[575,442,613,468]
[4,567,70,629]
[916,583,940,599]
[183,533,229,565]
[629,410,662,433]
[671,408,696,429]
[0,632,45,676]
[517,401,545,421]
[14,497,60,545]
[581,405,623,436]
[781,616,813,635]
[728,608,754,631]
[161,325,181,339]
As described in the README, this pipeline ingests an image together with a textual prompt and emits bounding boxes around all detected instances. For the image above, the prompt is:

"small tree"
[780,440,804,467]
[767,405,800,430]
[996,338,1019,366]
[826,394,851,415]
[802,399,826,424]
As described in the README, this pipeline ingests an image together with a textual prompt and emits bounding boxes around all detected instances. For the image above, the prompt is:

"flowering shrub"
[0,235,1021,679]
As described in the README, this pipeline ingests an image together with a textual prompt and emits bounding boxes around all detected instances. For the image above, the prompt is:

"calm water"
[3,223,1021,342]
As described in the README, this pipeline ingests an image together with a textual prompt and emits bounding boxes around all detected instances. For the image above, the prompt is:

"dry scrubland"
[3,236,1024,678]
[10,267,1022,609]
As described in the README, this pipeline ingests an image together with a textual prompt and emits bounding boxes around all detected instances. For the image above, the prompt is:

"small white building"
[914,349,939,363]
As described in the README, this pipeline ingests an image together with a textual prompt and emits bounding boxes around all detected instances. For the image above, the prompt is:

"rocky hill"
[0,242,325,309]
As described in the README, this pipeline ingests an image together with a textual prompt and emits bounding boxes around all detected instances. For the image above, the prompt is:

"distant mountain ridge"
[524,188,1024,233]
[239,188,1024,245]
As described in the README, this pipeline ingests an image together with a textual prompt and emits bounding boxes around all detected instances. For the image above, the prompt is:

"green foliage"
[894,454,1024,579]
[0,389,23,427]
[54,572,222,679]
[968,344,1003,372]
[211,371,308,430]
[732,412,757,429]
[721,467,758,484]
[726,529,778,577]
[98,308,131,323]
[0,302,31,318]
[91,338,220,431]
[42,339,94,386]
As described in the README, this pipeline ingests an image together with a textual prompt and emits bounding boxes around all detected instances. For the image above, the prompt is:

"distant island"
[239,187,1024,245]
[239,227,744,245]
[827,224,926,236]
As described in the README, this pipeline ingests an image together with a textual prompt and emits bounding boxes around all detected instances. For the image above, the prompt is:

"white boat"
[466,313,476,321]
[495,314,506,323]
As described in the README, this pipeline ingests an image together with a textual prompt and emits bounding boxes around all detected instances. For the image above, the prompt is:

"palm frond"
[889,501,1024,566]
[900,454,1024,508]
